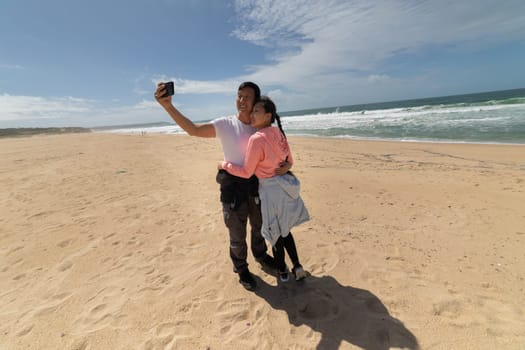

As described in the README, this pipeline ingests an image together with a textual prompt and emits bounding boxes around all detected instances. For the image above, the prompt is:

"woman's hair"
[238,82,261,103]
[258,95,286,138]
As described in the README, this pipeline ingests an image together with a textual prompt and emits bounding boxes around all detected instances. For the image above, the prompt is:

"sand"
[1,133,524,350]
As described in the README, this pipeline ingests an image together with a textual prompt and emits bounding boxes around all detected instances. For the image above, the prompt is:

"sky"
[1,0,525,128]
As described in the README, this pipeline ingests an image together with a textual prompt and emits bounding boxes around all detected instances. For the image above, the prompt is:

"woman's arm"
[221,136,263,178]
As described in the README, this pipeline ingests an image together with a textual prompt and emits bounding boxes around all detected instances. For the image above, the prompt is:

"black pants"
[272,233,300,272]
[222,195,267,273]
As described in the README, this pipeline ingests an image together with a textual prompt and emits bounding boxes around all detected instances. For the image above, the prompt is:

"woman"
[219,96,309,282]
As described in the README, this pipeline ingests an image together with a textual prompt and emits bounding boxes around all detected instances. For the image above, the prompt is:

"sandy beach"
[1,133,524,350]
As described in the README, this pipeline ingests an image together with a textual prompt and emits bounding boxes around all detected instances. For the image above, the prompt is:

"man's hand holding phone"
[155,81,174,105]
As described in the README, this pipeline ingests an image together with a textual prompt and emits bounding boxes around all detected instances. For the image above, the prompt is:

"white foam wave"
[282,103,525,130]
[103,125,185,134]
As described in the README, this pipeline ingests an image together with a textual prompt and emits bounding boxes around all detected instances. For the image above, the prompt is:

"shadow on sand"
[252,274,419,350]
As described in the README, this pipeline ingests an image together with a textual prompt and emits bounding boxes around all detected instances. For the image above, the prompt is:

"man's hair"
[238,82,261,103]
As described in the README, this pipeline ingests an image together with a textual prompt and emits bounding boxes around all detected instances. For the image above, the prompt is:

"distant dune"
[0,127,92,138]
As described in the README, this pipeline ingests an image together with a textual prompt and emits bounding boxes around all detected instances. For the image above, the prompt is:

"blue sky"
[1,0,524,128]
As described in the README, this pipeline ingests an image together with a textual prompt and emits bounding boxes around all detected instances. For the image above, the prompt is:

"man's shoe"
[256,254,278,271]
[238,270,257,291]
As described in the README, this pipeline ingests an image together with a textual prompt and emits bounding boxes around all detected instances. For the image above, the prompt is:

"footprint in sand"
[7,245,24,255]
[143,321,197,350]
[432,299,462,318]
[122,252,133,258]
[58,260,73,272]
[309,253,339,275]
[13,273,26,280]
[90,303,107,314]
[68,338,89,350]
[160,246,173,254]
[126,236,138,245]
[57,238,74,248]
[139,265,156,276]
[53,291,72,300]
[103,233,116,240]
[215,299,251,334]
[11,258,24,266]
[34,303,62,317]
[75,286,127,332]
[16,324,33,337]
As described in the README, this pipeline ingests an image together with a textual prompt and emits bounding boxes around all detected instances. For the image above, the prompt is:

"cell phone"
[162,81,174,97]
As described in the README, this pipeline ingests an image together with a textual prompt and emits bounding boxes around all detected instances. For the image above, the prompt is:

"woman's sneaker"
[292,265,307,281]
[279,269,290,283]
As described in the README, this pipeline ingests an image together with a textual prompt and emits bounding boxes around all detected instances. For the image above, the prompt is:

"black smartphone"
[162,81,174,97]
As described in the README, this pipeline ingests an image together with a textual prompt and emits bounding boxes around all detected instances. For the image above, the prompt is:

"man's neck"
[237,112,251,125]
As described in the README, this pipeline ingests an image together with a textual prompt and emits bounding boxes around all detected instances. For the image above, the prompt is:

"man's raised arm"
[155,82,216,138]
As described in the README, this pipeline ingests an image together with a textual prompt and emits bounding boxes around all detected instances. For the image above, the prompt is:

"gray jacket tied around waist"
[258,173,310,246]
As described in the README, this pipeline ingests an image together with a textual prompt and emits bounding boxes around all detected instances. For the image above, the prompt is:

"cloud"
[6,1,523,127]
[232,0,525,65]
[0,94,92,121]
[232,0,525,80]
[150,77,237,95]
[368,74,391,83]
[0,63,24,70]
[0,90,225,127]
[0,94,170,127]
[132,100,158,110]
[163,0,525,110]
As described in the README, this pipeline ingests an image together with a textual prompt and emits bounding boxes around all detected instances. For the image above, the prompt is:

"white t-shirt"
[212,116,257,166]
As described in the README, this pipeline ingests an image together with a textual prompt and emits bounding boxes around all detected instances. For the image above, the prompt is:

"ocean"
[108,88,525,144]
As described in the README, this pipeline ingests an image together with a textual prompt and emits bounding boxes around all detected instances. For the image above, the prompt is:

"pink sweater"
[221,127,293,179]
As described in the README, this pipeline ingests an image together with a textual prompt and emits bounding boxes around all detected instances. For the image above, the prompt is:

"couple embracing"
[155,81,309,290]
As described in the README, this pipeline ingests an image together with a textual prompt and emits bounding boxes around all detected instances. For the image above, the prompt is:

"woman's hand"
[275,159,291,175]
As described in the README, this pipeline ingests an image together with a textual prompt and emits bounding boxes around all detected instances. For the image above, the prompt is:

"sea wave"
[101,88,525,144]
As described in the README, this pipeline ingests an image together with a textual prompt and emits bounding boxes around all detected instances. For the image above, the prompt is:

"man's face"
[236,87,256,116]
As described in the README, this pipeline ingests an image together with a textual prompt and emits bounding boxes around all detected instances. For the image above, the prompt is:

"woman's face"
[250,102,271,129]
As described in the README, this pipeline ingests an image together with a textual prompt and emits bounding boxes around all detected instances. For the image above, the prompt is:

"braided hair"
[258,96,286,138]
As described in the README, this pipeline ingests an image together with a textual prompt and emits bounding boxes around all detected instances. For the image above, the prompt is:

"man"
[155,81,287,290]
